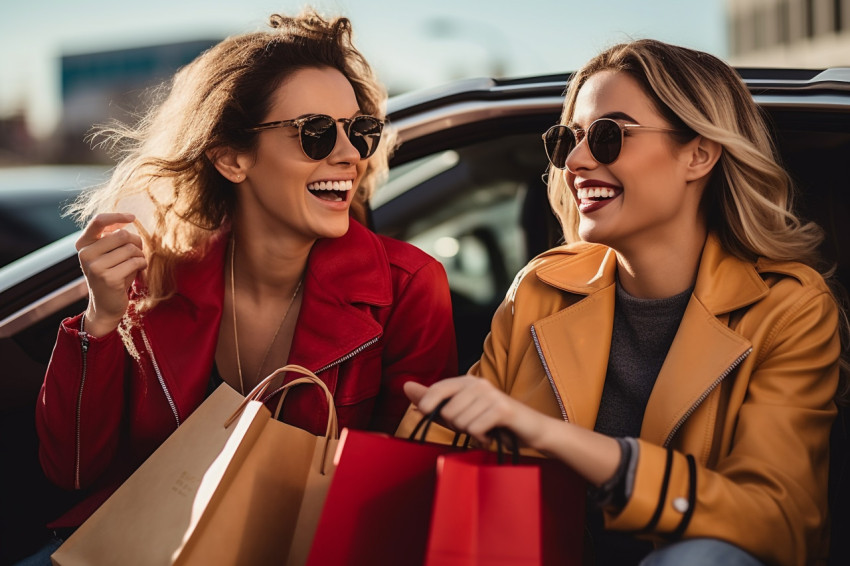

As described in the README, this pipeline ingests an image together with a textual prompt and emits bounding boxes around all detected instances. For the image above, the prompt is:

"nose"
[564,137,596,173]
[327,122,361,164]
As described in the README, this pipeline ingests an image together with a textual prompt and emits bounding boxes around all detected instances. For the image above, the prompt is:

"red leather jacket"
[36,221,457,526]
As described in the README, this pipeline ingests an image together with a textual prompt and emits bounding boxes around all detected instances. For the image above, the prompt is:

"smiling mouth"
[576,187,617,201]
[307,179,353,202]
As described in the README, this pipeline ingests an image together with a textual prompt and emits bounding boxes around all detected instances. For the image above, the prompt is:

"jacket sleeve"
[36,313,129,491]
[394,264,536,441]
[373,258,458,433]
[605,287,840,566]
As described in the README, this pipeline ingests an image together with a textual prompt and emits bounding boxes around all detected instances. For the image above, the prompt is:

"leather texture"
[468,233,840,566]
[36,220,458,527]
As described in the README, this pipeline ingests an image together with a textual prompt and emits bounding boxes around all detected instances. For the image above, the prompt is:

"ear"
[684,136,722,183]
[206,146,249,184]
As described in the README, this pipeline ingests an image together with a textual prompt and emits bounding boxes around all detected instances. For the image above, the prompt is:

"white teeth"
[576,187,616,200]
[307,179,353,191]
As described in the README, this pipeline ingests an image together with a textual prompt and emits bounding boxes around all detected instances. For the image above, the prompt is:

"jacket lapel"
[640,296,751,446]
[641,234,766,445]
[288,221,392,377]
[531,235,767,438]
[140,231,228,417]
[532,245,617,428]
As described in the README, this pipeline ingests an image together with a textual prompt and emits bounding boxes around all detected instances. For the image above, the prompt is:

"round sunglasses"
[247,114,384,161]
[542,118,678,169]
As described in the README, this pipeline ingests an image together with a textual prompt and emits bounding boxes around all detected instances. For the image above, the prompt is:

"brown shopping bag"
[51,364,338,566]
[424,445,585,566]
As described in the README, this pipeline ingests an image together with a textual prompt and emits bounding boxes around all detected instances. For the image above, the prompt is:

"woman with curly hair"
[30,9,457,561]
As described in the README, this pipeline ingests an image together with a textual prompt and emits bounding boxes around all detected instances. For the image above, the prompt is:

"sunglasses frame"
[542,118,679,169]
[246,113,385,161]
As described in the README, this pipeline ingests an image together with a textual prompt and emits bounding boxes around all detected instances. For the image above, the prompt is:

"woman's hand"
[403,376,550,448]
[404,376,623,486]
[76,213,147,337]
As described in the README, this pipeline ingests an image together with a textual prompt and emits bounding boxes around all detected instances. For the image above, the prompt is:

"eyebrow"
[568,111,638,128]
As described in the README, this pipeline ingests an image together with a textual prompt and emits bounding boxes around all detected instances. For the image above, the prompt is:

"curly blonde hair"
[69,8,391,311]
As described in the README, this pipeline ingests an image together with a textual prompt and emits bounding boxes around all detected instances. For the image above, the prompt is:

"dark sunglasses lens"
[300,115,337,160]
[544,126,574,169]
[588,120,622,164]
[347,116,383,159]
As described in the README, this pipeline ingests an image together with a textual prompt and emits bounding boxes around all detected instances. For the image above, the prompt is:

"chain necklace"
[230,237,302,395]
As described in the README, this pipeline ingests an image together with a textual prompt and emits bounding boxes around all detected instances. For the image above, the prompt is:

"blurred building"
[55,39,219,163]
[0,112,37,165]
[727,0,850,66]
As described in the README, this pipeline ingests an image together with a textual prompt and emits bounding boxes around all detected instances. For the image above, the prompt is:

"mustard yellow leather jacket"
[402,233,840,565]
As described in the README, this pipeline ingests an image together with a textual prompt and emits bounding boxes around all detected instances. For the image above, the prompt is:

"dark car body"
[1,69,849,564]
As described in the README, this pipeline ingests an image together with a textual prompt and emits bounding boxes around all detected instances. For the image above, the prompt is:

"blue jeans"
[12,535,64,566]
[640,538,764,566]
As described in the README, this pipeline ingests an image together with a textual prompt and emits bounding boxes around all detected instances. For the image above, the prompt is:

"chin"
[577,223,600,244]
[320,217,351,240]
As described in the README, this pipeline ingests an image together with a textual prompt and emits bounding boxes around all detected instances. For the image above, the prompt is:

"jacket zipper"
[663,348,752,447]
[531,325,569,422]
[74,330,90,490]
[262,336,381,402]
[139,325,181,428]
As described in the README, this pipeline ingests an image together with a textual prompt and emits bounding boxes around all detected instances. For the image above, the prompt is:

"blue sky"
[0,0,725,137]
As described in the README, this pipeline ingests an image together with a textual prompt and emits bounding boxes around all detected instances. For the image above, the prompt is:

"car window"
[374,135,561,370]
[406,180,525,306]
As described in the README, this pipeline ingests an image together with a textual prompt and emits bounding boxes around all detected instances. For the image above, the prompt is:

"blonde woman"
[31,9,457,560]
[404,40,847,566]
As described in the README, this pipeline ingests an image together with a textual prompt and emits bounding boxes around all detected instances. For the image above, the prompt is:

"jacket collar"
[159,220,394,379]
[301,219,393,308]
[531,233,760,443]
[167,219,394,312]
[535,234,769,315]
[288,220,393,374]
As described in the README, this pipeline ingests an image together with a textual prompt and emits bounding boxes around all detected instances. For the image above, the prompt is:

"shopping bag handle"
[408,398,470,448]
[409,398,449,442]
[491,428,520,466]
[224,364,339,474]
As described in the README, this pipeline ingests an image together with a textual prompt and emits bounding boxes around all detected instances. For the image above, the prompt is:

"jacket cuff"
[61,313,121,345]
[604,439,696,539]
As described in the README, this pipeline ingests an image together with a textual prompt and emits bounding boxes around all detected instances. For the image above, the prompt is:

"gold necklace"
[230,237,302,395]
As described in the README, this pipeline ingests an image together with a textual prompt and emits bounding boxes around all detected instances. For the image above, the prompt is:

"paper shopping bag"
[52,364,338,566]
[424,449,586,566]
[305,420,468,566]
[179,365,339,566]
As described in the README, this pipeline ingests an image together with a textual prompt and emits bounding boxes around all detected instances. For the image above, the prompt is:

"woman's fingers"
[413,376,473,415]
[409,376,520,444]
[403,381,429,405]
[410,376,566,455]
[453,395,512,443]
[75,213,146,335]
[75,213,136,250]
[79,230,146,291]
[86,243,147,285]
[79,230,143,267]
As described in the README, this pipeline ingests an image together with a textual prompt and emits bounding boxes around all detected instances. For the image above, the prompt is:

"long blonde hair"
[548,39,848,401]
[69,9,391,311]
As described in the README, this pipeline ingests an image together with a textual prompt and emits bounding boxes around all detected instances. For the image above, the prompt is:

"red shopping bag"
[305,423,467,566]
[424,449,586,566]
